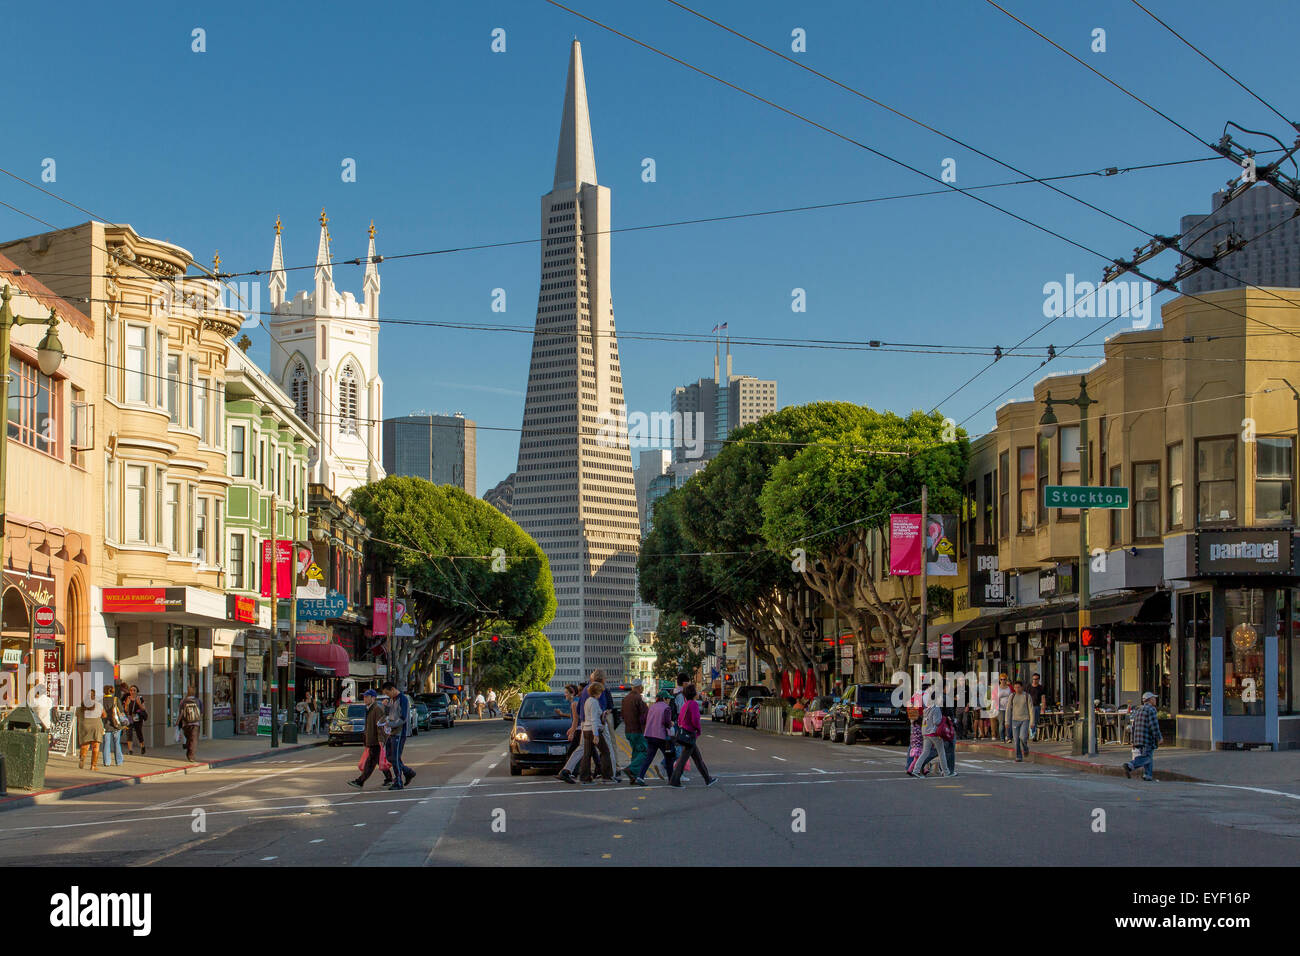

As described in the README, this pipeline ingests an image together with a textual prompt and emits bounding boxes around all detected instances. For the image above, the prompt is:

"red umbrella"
[807,667,817,700]
[791,669,804,698]
[781,670,792,698]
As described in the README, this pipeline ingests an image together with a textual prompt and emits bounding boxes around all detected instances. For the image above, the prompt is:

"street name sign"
[1043,485,1129,509]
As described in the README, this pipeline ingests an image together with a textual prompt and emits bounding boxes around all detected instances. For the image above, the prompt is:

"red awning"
[297,642,350,678]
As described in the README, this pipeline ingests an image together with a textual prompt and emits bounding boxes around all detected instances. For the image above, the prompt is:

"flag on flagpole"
[711,324,719,334]
[718,322,728,331]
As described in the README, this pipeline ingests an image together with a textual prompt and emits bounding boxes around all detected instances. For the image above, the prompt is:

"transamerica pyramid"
[514,41,640,688]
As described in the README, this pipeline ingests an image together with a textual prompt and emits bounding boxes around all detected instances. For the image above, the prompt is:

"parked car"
[508,690,577,775]
[711,701,726,722]
[412,702,432,733]
[726,685,770,724]
[824,683,908,745]
[414,692,455,729]
[327,702,368,746]
[802,695,837,737]
[741,695,770,728]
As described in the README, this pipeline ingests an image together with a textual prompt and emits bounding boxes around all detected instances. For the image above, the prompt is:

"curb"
[957,741,1203,782]
[0,738,330,813]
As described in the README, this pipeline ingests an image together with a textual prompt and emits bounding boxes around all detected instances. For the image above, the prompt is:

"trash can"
[0,706,50,791]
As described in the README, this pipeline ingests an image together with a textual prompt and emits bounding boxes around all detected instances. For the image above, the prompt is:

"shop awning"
[295,657,335,675]
[296,641,350,678]
[927,620,975,642]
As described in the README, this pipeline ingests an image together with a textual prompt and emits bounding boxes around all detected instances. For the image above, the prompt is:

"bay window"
[1255,436,1293,523]
[125,325,147,403]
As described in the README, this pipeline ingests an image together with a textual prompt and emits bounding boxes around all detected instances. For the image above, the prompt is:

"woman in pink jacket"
[669,684,717,787]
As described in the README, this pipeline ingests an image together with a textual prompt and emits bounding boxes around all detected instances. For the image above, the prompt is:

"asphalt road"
[1,718,1296,866]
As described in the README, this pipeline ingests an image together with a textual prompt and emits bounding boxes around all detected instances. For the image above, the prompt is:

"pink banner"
[889,513,923,576]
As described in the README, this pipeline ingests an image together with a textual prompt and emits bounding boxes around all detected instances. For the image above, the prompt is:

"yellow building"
[0,254,96,712]
[2,223,242,748]
[950,287,1300,749]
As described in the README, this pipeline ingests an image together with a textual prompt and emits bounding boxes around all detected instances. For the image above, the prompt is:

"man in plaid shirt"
[1124,691,1163,781]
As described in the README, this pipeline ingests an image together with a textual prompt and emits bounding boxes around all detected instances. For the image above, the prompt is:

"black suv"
[824,683,908,745]
[413,692,454,729]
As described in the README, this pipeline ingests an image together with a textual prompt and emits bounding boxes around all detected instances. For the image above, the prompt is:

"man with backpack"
[101,686,127,767]
[910,696,953,777]
[179,685,203,762]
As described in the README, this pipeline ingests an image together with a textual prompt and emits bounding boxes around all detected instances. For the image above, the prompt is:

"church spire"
[315,207,334,302]
[552,39,597,190]
[363,220,380,319]
[269,215,286,309]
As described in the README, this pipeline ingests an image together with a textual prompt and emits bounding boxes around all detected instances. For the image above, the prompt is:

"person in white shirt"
[30,685,53,731]
[486,689,497,717]
[474,692,486,719]
[578,680,612,783]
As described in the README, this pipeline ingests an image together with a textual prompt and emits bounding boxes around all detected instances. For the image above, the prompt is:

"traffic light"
[491,634,500,643]
[705,637,716,655]
[1080,627,1098,647]
[680,619,689,639]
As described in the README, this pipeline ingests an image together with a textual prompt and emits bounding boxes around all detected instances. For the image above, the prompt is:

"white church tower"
[267,211,385,497]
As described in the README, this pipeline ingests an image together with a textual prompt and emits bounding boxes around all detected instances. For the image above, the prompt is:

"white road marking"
[469,778,481,787]
[721,738,733,743]
[354,823,367,827]
[388,811,399,815]
[142,751,345,811]
[488,763,499,770]
[260,856,277,861]
[745,746,756,751]
[811,768,828,774]
[310,839,324,844]
[1196,783,1300,801]
[771,756,787,762]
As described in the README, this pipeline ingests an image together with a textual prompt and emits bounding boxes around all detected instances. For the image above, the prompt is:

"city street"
[2,720,1295,867]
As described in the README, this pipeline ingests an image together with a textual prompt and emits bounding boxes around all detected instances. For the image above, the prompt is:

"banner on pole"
[889,514,923,575]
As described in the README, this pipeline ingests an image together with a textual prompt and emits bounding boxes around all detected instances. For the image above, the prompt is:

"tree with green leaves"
[759,408,968,675]
[349,476,556,688]
[469,627,556,712]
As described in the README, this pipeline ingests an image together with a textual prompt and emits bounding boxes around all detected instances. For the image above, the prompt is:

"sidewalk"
[0,733,330,812]
[958,736,1300,787]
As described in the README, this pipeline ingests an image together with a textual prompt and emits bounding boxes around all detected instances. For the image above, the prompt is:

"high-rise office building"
[670,339,777,463]
[512,41,640,688]
[1179,184,1300,294]
[381,413,476,494]
[483,472,516,518]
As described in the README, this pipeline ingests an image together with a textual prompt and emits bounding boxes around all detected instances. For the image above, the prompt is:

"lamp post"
[1039,375,1098,756]
[0,286,63,568]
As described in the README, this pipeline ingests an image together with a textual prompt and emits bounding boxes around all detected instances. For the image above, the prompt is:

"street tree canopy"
[349,476,556,688]
[470,627,556,711]
[759,407,967,673]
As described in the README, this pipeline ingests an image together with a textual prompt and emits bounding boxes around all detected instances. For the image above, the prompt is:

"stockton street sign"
[1043,485,1130,509]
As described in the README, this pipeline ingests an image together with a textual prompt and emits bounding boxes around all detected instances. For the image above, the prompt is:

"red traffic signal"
[1080,627,1098,647]
[491,634,500,643]
[680,620,688,628]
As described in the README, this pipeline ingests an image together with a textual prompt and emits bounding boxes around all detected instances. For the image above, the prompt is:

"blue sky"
[5,0,1298,494]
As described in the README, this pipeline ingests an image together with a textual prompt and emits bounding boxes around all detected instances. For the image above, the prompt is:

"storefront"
[215,594,272,737]
[0,568,76,708]
[1170,529,1300,749]
[101,586,231,749]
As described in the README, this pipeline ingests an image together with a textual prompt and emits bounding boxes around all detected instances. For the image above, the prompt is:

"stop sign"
[34,606,55,628]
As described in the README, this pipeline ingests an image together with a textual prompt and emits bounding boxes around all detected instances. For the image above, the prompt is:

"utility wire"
[1128,0,1297,131]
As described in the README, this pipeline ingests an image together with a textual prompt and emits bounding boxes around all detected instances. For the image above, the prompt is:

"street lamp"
[1038,375,1098,756]
[0,285,63,564]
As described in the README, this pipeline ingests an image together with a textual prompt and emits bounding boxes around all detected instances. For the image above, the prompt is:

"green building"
[218,344,316,735]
